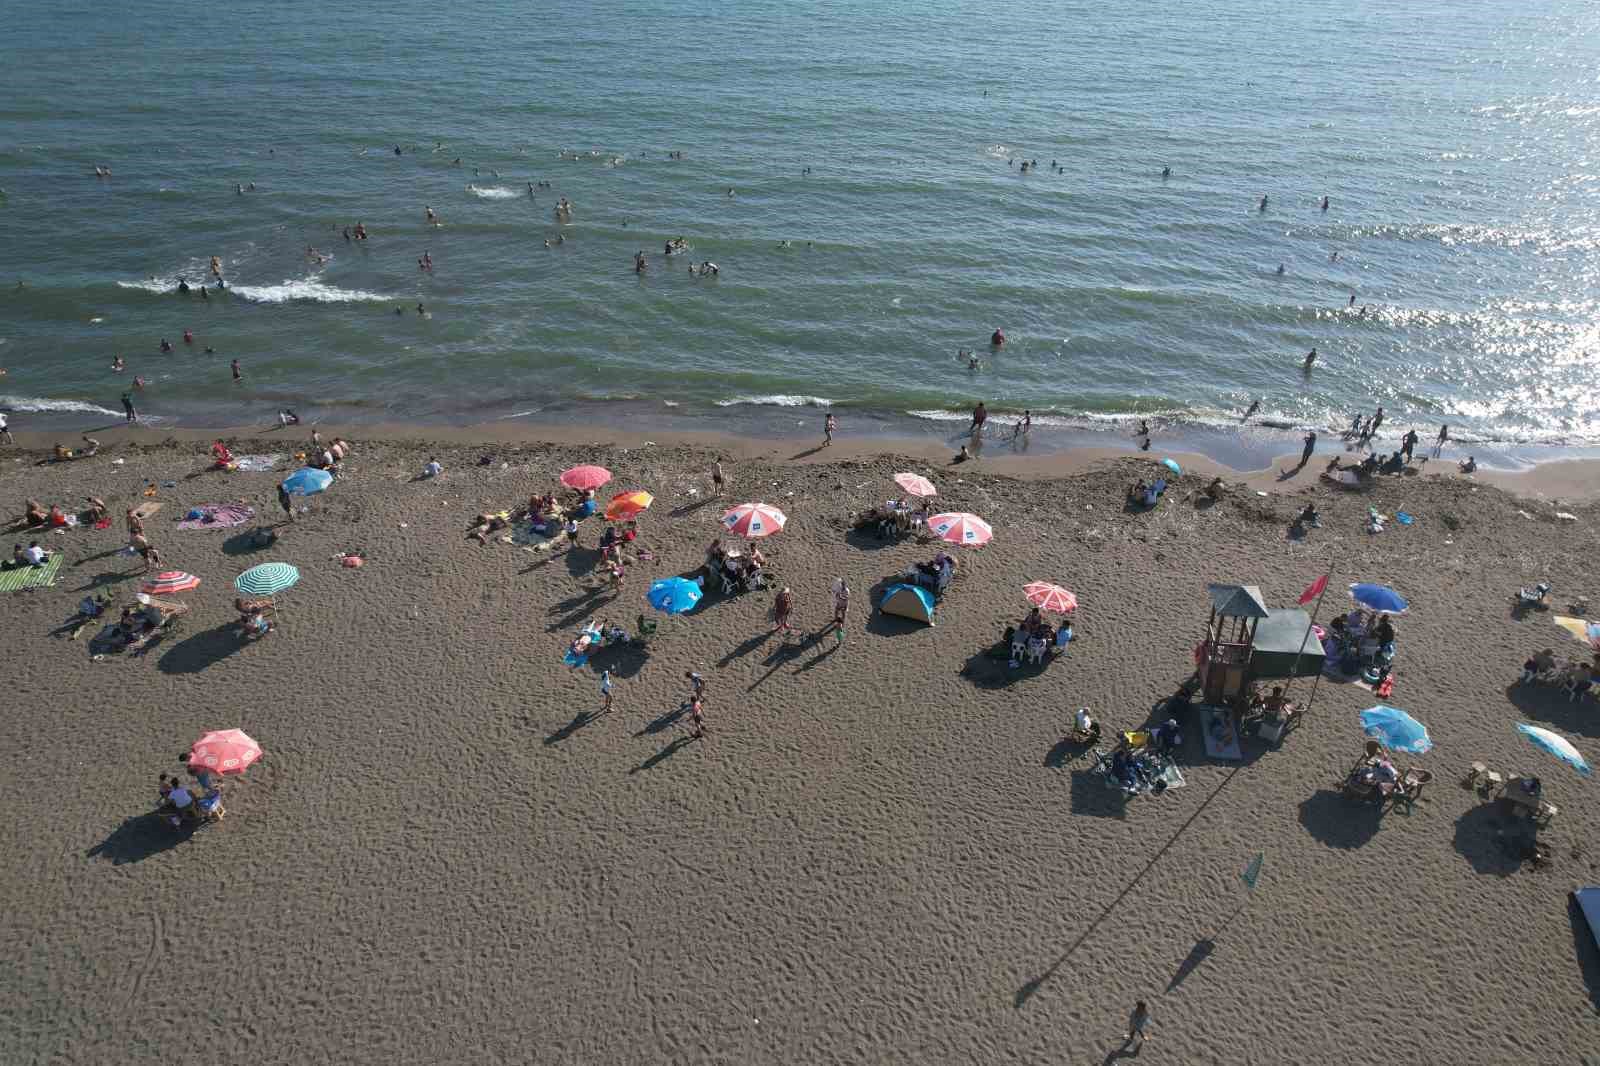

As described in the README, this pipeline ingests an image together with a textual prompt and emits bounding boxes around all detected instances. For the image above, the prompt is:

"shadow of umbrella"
[1452,800,1537,877]
[157,623,246,675]
[1297,789,1382,849]
[86,814,197,865]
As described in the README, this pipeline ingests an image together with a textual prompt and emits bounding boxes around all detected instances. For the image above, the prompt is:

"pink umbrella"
[722,502,787,538]
[559,465,612,491]
[893,472,937,498]
[141,570,201,596]
[927,512,992,546]
[1024,582,1077,613]
[188,729,262,775]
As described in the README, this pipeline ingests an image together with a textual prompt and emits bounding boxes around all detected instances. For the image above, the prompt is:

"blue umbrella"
[647,577,702,615]
[1360,705,1432,753]
[281,467,333,497]
[1161,458,1182,476]
[1516,723,1591,776]
[1350,582,1408,614]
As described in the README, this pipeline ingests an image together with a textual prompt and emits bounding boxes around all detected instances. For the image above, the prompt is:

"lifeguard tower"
[1198,583,1269,705]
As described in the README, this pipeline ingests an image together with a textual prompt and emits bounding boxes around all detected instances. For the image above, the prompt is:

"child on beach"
[563,516,579,550]
[774,586,794,635]
[600,670,613,712]
[689,695,706,739]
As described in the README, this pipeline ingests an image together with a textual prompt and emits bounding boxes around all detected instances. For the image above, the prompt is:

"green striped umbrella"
[234,562,300,597]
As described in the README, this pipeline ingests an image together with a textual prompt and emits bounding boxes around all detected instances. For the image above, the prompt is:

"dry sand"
[1,429,1598,1065]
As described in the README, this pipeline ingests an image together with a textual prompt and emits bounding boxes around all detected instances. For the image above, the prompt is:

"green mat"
[0,553,64,592]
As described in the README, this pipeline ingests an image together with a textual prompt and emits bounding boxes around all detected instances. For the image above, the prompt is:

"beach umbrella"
[647,577,702,615]
[893,472,937,498]
[235,562,300,597]
[1024,582,1078,613]
[281,467,333,497]
[722,502,787,538]
[604,489,654,521]
[1161,458,1182,476]
[1553,615,1600,651]
[1359,705,1433,754]
[141,570,200,596]
[188,728,263,775]
[1350,582,1408,614]
[559,465,612,491]
[927,512,993,547]
[1516,723,1591,776]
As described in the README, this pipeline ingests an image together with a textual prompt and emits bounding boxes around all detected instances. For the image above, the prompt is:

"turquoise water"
[3,0,1598,448]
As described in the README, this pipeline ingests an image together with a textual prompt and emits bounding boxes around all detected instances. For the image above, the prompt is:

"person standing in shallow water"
[823,413,836,447]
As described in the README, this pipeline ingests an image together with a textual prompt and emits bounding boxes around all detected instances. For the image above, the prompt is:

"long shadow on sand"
[629,734,697,773]
[1504,681,1599,738]
[634,702,688,737]
[157,623,246,675]
[718,628,773,667]
[748,638,807,690]
[86,814,198,865]
[1297,789,1382,849]
[959,648,1051,690]
[1452,800,1538,877]
[544,707,611,746]
[71,569,139,593]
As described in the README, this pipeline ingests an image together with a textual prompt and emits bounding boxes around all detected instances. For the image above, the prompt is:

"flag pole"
[1285,575,1330,704]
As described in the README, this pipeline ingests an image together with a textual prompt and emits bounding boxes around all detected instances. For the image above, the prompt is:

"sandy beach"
[2,427,1597,1065]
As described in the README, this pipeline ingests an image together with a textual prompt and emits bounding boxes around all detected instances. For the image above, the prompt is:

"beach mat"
[132,502,164,520]
[0,554,64,592]
[233,454,283,473]
[1199,704,1243,761]
[177,504,255,530]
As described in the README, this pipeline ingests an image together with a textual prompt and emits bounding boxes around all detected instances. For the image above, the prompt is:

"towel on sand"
[177,504,255,530]
[0,553,63,592]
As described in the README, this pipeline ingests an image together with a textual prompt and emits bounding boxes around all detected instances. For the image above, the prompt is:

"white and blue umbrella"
[1350,582,1408,614]
[1359,705,1432,754]
[281,467,333,497]
[647,577,702,615]
[1516,723,1591,776]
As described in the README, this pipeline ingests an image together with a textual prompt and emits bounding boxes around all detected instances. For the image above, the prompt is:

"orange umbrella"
[604,490,654,521]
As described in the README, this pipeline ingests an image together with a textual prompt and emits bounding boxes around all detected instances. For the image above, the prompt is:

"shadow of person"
[1166,937,1216,992]
[629,734,696,773]
[544,707,609,746]
[86,813,196,865]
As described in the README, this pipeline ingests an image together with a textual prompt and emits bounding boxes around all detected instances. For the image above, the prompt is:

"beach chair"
[634,614,657,643]
[1392,768,1432,814]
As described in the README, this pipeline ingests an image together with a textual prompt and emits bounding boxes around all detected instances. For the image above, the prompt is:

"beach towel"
[233,454,283,473]
[1199,704,1244,761]
[0,554,64,592]
[177,504,255,530]
[131,502,163,520]
[510,525,554,547]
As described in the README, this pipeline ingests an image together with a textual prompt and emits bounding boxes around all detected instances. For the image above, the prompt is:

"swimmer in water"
[417,303,426,316]
[426,206,438,225]
[394,145,402,156]
[159,338,173,353]
[183,329,193,345]
[1275,263,1285,275]
[236,183,243,195]
[1136,418,1150,438]
[111,355,124,372]
[210,256,222,279]
[231,359,241,380]
[1303,348,1317,370]
[1321,195,1329,212]
[134,376,146,390]
[176,278,190,295]
[1161,165,1170,179]
[203,346,215,354]
[199,285,209,301]
[1331,250,1339,263]
[1243,400,1260,421]
[1258,194,1268,212]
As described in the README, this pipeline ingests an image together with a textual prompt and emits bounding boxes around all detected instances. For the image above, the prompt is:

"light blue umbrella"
[1359,705,1432,753]
[1161,458,1182,476]
[281,467,333,497]
[647,577,702,615]
[1516,723,1591,776]
[1350,582,1408,614]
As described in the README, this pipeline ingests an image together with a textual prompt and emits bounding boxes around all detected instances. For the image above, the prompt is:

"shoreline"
[10,414,1599,502]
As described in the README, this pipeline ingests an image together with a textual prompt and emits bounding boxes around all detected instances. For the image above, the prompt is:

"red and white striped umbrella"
[559,465,612,491]
[1024,582,1078,613]
[141,570,201,596]
[188,728,262,775]
[926,512,993,546]
[893,472,937,498]
[722,502,787,538]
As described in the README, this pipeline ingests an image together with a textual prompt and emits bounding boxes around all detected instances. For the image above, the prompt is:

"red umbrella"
[559,465,612,491]
[188,729,262,775]
[141,571,201,596]
[926,512,993,546]
[1024,582,1078,613]
[722,502,787,538]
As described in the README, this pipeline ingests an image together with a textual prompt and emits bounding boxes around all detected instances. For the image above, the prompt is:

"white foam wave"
[117,278,174,294]
[714,395,833,408]
[0,395,121,416]
[468,186,521,200]
[228,279,393,304]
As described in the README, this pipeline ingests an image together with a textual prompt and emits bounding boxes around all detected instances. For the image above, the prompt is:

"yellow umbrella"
[604,490,654,521]
[1553,615,1600,650]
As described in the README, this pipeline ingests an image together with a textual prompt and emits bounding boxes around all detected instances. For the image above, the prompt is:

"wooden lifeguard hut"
[1198,583,1270,705]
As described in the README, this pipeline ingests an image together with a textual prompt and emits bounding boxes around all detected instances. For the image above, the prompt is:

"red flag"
[1299,574,1328,606]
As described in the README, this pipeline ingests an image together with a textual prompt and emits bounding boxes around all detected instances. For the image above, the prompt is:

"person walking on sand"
[600,669,614,712]
[831,577,850,627]
[1400,428,1418,462]
[277,482,294,523]
[774,585,795,636]
[823,413,836,447]
[1434,422,1449,457]
[685,670,705,702]
[121,391,137,423]
[688,694,707,739]
[1298,429,1317,469]
[711,460,727,496]
[970,401,987,435]
[1125,1001,1151,1047]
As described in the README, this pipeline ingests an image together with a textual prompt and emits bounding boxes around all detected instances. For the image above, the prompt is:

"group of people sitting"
[1245,684,1302,724]
[1003,607,1073,667]
[1324,609,1397,683]
[235,597,276,639]
[6,541,52,569]
[903,552,956,597]
[305,436,352,472]
[156,759,224,828]
[1126,477,1168,509]
[51,436,99,461]
[705,538,769,595]
[100,598,188,652]
[857,495,934,540]
[1098,718,1182,794]
[1519,648,1598,701]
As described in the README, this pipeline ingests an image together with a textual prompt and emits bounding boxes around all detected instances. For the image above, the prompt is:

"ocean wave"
[117,278,177,294]
[0,395,121,416]
[468,186,521,200]
[714,395,833,408]
[227,280,393,304]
